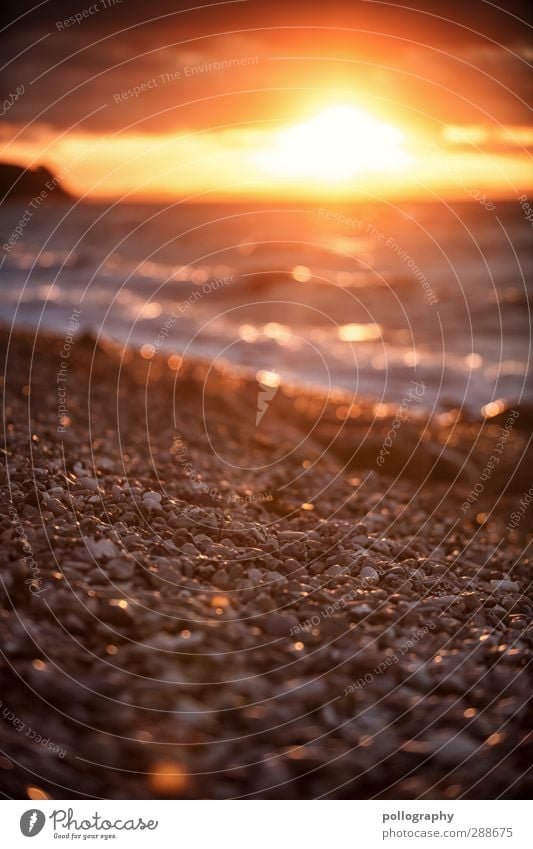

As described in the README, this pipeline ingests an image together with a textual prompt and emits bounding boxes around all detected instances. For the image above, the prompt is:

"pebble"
[264,612,299,636]
[360,565,380,583]
[143,490,162,503]
[87,537,120,560]
[490,580,519,593]
[107,558,135,580]
[248,568,263,583]
[429,731,481,766]
[79,477,100,492]
[213,568,229,589]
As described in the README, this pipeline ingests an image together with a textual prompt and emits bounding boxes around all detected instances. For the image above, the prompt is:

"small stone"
[351,534,370,546]
[143,490,162,503]
[228,564,244,582]
[427,595,463,607]
[108,558,135,580]
[266,571,285,582]
[87,538,119,560]
[248,568,263,583]
[351,604,372,617]
[490,580,519,593]
[144,499,163,514]
[62,560,92,573]
[213,568,229,589]
[79,477,100,492]
[42,496,67,516]
[430,731,480,766]
[360,566,379,583]
[264,612,298,636]
[278,530,306,541]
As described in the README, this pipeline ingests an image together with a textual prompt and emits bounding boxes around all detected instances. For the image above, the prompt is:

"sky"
[1,0,532,201]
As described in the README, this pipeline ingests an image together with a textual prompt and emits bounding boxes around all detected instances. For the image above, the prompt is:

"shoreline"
[0,326,531,799]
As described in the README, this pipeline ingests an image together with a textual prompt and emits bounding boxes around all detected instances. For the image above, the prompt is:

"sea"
[1,199,531,417]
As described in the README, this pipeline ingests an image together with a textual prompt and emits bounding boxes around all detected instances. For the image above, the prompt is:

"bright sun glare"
[253,105,413,181]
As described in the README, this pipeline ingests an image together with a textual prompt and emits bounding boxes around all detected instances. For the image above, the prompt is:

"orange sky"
[3,115,532,202]
[2,1,532,201]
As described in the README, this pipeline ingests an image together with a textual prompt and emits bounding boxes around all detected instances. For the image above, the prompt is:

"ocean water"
[1,199,531,417]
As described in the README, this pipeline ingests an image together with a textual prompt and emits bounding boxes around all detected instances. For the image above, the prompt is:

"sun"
[253,104,413,181]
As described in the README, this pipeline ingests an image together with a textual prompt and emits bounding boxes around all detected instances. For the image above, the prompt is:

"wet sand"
[0,328,531,799]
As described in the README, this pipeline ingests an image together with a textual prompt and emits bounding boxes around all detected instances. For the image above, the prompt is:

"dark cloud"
[3,1,533,40]
[1,1,531,134]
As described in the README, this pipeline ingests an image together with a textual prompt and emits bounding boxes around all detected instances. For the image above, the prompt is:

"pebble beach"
[0,327,531,800]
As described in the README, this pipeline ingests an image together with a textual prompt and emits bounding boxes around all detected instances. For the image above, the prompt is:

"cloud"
[1,0,531,166]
